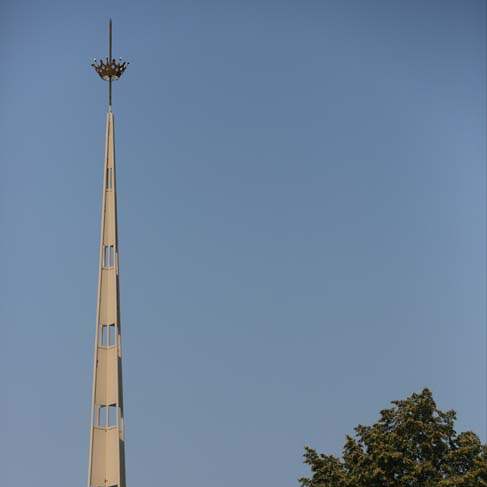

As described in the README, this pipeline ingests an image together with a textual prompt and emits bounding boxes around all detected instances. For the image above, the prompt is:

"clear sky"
[1,1,485,486]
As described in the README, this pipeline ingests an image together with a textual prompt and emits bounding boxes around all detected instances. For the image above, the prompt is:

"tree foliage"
[300,389,487,487]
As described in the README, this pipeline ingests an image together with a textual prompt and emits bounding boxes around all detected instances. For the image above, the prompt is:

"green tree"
[300,389,487,487]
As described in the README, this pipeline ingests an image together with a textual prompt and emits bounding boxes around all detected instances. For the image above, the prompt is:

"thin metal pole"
[109,19,112,108]
[109,19,112,62]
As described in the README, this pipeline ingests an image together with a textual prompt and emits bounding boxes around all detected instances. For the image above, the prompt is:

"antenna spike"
[109,19,112,63]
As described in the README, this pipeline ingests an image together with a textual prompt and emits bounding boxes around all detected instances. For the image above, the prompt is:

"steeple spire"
[88,21,128,487]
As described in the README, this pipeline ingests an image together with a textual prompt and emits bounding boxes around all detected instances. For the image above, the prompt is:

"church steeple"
[87,20,128,487]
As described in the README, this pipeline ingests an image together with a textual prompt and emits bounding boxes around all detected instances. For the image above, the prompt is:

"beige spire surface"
[87,110,127,487]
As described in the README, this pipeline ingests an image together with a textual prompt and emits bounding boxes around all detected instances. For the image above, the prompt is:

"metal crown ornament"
[92,57,129,81]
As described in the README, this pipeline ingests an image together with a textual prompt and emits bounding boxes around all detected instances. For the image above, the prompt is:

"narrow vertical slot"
[108,405,117,427]
[109,324,116,346]
[101,325,108,346]
[103,245,109,267]
[106,167,113,190]
[98,405,107,427]
[103,245,115,268]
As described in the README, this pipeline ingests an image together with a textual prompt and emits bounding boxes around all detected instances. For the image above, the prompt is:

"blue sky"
[1,1,485,486]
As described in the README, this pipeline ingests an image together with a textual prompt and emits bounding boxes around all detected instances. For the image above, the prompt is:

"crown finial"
[91,20,129,108]
[92,58,130,81]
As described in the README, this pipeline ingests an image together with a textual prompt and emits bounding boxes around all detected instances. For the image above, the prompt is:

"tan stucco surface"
[88,111,126,487]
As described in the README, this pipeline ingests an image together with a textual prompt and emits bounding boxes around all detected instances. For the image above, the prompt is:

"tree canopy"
[300,389,487,487]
